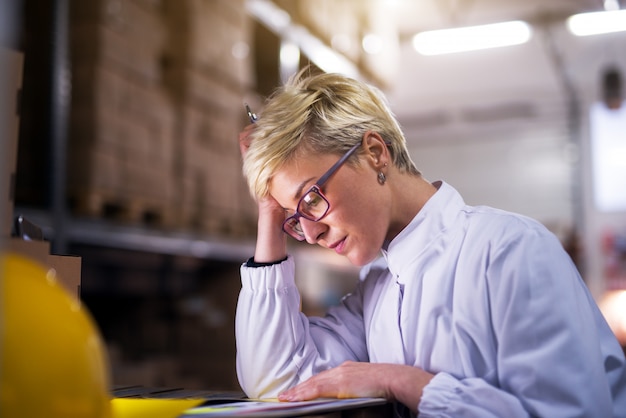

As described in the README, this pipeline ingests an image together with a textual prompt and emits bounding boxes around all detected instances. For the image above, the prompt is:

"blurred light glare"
[280,41,300,66]
[280,40,300,83]
[247,0,360,79]
[231,41,250,60]
[362,33,383,55]
[599,290,626,344]
[589,102,626,212]
[295,31,359,78]
[246,0,291,32]
[567,9,626,36]
[412,20,531,55]
[604,0,620,12]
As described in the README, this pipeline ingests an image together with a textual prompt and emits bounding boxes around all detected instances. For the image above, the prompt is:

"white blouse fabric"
[236,181,626,417]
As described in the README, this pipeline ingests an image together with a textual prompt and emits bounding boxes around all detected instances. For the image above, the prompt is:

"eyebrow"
[294,177,316,201]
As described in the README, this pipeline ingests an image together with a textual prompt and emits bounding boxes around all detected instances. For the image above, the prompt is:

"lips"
[330,237,347,254]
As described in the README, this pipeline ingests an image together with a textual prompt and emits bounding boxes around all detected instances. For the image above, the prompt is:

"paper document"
[178,397,387,417]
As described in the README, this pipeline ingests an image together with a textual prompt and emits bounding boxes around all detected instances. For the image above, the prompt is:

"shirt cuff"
[245,256,289,268]
[419,372,456,415]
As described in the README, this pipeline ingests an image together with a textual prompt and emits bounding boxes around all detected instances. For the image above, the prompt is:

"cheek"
[346,180,387,221]
[335,184,389,243]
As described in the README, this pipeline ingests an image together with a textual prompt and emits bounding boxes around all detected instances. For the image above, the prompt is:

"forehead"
[269,152,338,204]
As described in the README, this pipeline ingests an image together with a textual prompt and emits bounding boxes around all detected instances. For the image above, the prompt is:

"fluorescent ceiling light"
[246,0,361,79]
[567,9,626,37]
[412,20,532,56]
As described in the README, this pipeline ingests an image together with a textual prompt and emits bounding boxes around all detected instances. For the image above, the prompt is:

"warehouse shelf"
[12,207,255,262]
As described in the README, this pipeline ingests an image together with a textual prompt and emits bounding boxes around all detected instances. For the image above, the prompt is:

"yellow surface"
[1,252,206,418]
[111,398,206,418]
[0,253,112,418]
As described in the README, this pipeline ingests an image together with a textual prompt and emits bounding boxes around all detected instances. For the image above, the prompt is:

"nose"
[299,217,327,244]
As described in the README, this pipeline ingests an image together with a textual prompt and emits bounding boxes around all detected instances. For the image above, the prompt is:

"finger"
[278,368,345,402]
[278,382,322,402]
[238,126,253,146]
[239,141,248,158]
[239,123,255,138]
[239,124,256,156]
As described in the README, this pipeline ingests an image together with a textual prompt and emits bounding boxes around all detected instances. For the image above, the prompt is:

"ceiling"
[249,0,625,144]
[384,0,617,124]
[391,0,601,36]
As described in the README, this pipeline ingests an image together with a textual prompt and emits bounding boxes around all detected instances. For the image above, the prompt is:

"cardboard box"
[48,254,82,300]
[2,237,82,299]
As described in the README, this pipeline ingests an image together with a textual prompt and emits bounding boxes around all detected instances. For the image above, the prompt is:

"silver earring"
[377,171,386,185]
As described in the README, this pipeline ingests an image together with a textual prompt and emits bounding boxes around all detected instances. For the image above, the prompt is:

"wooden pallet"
[69,190,173,228]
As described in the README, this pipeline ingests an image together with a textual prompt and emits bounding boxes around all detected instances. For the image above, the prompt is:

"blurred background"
[1,0,625,393]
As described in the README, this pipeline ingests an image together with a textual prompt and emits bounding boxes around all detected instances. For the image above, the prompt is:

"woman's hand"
[239,124,288,263]
[277,361,434,414]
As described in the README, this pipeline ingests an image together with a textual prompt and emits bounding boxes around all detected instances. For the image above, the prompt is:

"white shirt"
[236,181,626,417]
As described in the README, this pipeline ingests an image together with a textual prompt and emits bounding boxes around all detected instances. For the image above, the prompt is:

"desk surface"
[112,385,246,400]
[112,386,394,417]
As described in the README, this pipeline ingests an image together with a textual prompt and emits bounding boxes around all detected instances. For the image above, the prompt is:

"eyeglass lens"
[283,189,330,240]
[283,216,304,240]
[299,187,329,219]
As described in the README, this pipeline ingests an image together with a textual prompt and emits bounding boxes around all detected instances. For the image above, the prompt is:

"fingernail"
[278,392,293,401]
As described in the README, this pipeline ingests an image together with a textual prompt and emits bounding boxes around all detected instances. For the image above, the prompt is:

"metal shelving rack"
[13,0,255,263]
[14,206,255,262]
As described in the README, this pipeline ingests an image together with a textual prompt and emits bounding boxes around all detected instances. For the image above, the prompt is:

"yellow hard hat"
[0,252,112,418]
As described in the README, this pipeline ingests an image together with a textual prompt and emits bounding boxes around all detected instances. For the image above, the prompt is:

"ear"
[362,131,389,171]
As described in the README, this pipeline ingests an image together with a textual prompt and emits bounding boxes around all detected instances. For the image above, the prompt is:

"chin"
[347,250,380,267]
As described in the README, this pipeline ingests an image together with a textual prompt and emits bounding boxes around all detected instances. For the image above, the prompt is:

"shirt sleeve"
[235,255,369,399]
[420,373,528,417]
[419,223,626,417]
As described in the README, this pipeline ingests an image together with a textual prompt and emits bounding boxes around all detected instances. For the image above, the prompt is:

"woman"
[236,69,626,417]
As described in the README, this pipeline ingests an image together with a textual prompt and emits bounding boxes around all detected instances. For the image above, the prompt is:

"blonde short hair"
[243,68,420,199]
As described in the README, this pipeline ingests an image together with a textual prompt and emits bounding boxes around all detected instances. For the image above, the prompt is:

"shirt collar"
[381,181,466,282]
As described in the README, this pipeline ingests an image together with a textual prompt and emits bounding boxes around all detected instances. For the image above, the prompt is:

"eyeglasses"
[282,141,362,241]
